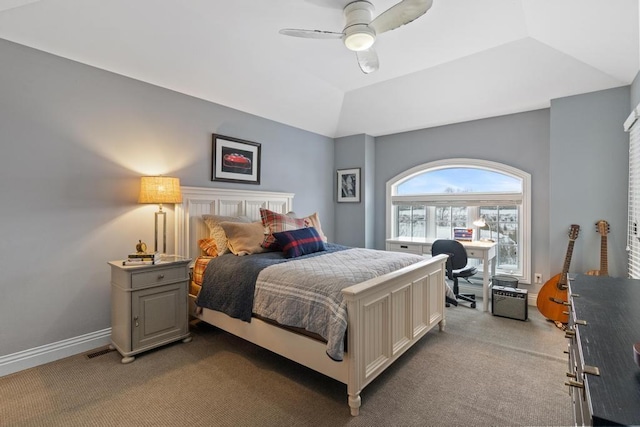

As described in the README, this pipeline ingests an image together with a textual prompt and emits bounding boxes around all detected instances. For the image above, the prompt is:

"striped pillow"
[192,256,215,286]
[260,208,306,250]
[273,227,326,258]
[198,238,218,256]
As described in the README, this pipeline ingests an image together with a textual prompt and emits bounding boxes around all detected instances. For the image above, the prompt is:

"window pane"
[396,205,426,238]
[479,205,520,274]
[434,206,469,238]
[398,167,521,195]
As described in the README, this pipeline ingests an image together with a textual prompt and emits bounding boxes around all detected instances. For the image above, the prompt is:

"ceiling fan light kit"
[343,1,375,51]
[344,25,376,51]
[279,0,433,73]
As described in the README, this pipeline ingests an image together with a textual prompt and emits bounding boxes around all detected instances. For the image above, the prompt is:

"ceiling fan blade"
[370,0,433,35]
[356,47,379,74]
[279,28,344,39]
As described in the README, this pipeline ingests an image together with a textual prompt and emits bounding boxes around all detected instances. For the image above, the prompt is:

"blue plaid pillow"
[273,227,326,258]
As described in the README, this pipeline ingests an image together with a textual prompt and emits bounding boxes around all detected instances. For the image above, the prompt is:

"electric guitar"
[586,220,609,276]
[536,224,580,324]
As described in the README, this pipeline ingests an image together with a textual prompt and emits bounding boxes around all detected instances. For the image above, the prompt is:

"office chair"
[431,239,478,309]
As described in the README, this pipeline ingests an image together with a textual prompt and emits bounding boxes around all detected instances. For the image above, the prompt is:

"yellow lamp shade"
[138,176,182,204]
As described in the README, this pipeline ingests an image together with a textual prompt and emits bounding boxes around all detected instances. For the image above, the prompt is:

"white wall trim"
[0,328,111,377]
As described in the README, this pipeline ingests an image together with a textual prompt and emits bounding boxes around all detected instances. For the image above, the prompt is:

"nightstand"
[108,256,192,363]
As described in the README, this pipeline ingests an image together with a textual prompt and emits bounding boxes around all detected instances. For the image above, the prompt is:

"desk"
[386,237,497,312]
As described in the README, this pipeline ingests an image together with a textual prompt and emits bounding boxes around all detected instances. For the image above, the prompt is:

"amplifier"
[491,286,528,321]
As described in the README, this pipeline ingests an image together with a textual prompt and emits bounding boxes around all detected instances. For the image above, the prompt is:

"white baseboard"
[0,328,111,378]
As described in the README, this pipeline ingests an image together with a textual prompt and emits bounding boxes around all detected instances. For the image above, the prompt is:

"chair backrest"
[431,239,469,270]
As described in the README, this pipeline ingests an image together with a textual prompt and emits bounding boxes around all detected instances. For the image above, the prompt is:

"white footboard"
[342,254,447,416]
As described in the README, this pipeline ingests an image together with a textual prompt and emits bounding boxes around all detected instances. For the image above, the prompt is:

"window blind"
[626,106,640,278]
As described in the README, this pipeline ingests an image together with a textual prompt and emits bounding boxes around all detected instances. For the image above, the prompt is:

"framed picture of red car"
[212,134,261,184]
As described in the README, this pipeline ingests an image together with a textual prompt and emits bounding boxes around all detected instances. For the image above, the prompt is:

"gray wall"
[374,110,551,290]
[549,87,630,278]
[631,71,640,110]
[334,134,374,248]
[0,34,634,363]
[0,39,334,357]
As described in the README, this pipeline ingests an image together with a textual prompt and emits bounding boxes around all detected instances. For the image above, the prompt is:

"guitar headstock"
[595,220,610,235]
[569,224,580,241]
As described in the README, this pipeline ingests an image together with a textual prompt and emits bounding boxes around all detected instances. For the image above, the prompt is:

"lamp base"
[154,210,167,254]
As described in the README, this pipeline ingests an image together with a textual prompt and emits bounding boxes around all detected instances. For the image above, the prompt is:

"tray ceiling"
[0,0,637,137]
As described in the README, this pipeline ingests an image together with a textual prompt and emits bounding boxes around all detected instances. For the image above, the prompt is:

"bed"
[174,186,447,416]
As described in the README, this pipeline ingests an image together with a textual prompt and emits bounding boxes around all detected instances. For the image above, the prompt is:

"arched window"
[386,158,531,281]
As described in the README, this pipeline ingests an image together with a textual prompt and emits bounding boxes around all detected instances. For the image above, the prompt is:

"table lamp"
[138,176,182,253]
[473,217,494,242]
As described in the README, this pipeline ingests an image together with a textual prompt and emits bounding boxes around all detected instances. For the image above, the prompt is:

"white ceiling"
[0,0,638,138]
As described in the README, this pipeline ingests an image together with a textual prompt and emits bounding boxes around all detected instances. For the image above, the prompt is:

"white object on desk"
[386,237,497,312]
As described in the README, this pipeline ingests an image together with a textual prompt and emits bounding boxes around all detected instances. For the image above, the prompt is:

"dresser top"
[569,274,640,425]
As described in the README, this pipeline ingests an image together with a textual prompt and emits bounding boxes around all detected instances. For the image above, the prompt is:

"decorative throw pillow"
[260,208,307,250]
[273,227,327,258]
[202,214,251,255]
[219,221,268,256]
[192,256,215,286]
[198,238,218,256]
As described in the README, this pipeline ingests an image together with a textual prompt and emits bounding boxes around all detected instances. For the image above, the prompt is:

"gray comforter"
[196,245,426,361]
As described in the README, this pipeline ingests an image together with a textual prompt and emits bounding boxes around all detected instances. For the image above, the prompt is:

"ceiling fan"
[279,0,434,74]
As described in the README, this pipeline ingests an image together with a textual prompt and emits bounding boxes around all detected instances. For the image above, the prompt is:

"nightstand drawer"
[131,266,187,289]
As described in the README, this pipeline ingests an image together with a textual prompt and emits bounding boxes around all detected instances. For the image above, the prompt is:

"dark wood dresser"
[567,274,640,425]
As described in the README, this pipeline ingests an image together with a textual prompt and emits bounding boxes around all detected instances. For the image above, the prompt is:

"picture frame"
[337,168,361,203]
[212,134,261,184]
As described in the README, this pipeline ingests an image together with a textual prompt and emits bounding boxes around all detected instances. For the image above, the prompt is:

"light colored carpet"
[1,303,572,426]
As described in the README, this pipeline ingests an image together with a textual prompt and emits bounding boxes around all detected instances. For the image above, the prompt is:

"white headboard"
[174,186,294,259]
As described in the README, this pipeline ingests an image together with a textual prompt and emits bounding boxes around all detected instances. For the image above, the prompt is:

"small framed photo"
[212,134,261,184]
[337,168,361,203]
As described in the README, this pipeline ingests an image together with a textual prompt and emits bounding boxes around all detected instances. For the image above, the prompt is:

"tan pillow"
[301,212,327,243]
[219,221,268,256]
[288,211,328,243]
[202,214,251,255]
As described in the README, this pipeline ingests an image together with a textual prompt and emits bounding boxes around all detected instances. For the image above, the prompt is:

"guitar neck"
[600,234,608,275]
[559,239,576,286]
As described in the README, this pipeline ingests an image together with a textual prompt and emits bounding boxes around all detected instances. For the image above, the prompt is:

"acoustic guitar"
[586,220,609,276]
[536,224,580,324]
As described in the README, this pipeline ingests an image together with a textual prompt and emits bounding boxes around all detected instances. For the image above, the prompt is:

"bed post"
[345,298,363,416]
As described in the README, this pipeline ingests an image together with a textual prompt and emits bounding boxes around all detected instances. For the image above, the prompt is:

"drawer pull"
[583,365,600,376]
[565,379,584,389]
[157,274,165,280]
